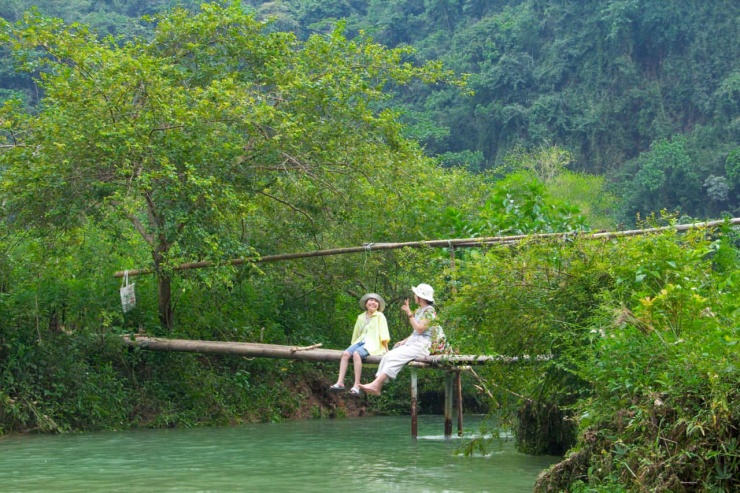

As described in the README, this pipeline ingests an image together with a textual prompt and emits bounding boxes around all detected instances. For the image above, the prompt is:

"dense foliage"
[0,2,461,328]
[438,219,740,491]
[1,3,740,492]
[554,226,740,492]
[2,1,739,222]
[345,0,740,222]
[0,1,601,433]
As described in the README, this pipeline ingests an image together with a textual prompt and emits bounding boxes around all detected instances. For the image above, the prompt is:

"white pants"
[376,339,430,379]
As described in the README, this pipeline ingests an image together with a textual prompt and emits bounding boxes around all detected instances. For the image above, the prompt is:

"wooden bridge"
[117,221,740,436]
[122,336,545,437]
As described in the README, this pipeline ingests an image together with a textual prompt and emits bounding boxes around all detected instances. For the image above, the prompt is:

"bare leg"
[359,373,388,396]
[334,352,351,387]
[352,352,363,388]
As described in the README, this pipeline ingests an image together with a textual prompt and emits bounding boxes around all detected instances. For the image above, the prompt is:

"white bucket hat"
[411,283,434,302]
[359,293,386,312]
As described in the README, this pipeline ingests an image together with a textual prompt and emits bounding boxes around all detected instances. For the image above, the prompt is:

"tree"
[619,135,702,221]
[0,2,461,330]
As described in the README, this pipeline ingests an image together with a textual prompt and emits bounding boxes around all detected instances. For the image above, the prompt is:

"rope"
[362,243,374,269]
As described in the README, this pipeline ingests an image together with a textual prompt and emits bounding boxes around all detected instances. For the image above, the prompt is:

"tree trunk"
[157,274,173,331]
[152,248,173,331]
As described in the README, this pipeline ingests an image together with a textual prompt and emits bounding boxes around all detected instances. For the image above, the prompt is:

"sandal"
[348,386,362,396]
[328,384,345,392]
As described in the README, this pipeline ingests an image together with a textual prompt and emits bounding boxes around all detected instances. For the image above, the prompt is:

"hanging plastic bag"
[120,271,136,313]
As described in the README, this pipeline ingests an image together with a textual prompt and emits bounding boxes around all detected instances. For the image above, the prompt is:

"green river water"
[0,415,561,492]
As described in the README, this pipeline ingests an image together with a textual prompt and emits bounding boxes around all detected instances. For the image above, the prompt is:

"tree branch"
[110,200,155,246]
[256,190,315,226]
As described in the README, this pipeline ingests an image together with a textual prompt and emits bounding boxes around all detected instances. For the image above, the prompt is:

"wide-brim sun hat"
[359,293,386,312]
[411,283,435,302]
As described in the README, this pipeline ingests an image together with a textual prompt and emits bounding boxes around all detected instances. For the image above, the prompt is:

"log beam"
[121,336,549,366]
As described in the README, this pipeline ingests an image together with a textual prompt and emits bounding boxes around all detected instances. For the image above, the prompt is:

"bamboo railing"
[114,218,740,278]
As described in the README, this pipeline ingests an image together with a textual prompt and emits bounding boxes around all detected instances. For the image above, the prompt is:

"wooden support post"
[410,368,418,438]
[456,370,463,436]
[444,371,454,437]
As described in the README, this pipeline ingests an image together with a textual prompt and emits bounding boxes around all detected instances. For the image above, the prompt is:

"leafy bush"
[535,224,740,492]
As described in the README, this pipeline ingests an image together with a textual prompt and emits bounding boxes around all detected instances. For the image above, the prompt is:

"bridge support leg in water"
[456,370,463,436]
[444,372,454,437]
[411,368,418,438]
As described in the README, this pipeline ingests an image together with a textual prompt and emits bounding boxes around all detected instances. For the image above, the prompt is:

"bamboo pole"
[113,218,740,278]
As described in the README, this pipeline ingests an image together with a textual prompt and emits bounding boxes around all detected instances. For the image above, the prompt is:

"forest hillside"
[1,0,739,223]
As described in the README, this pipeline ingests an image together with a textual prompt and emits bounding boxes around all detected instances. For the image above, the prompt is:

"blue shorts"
[345,341,370,361]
